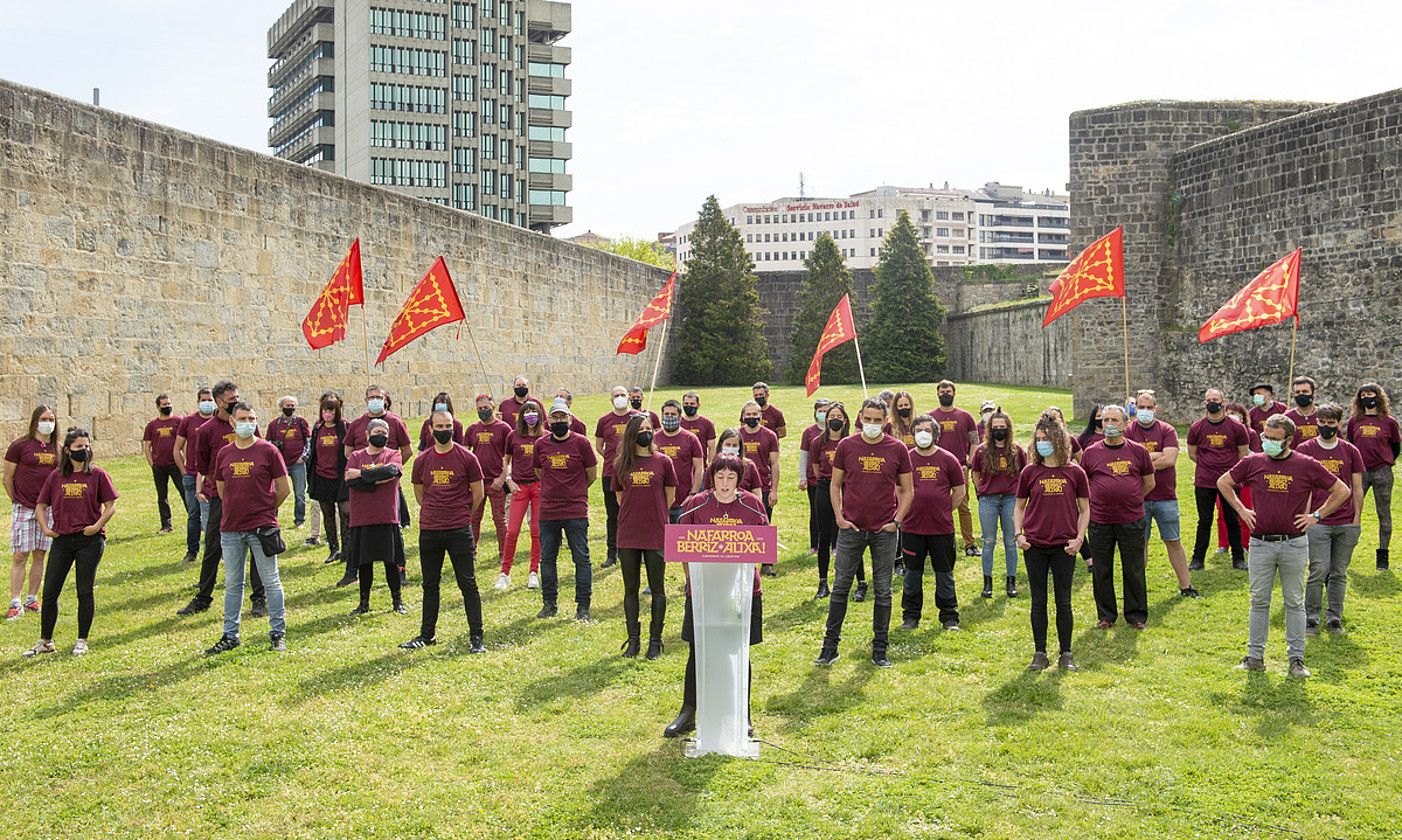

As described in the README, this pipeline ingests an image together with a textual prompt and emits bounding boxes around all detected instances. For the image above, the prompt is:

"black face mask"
[1206,401,1223,414]
[368,434,389,448]
[550,421,570,438]
[1294,394,1313,408]
[682,405,698,417]
[743,417,760,429]
[1318,425,1339,440]
[433,429,454,445]
[755,396,767,407]
[159,405,173,416]
[1361,396,1379,409]
[1092,419,1103,430]
[991,427,1009,441]
[636,431,653,447]
[897,407,912,418]
[477,408,494,422]
[827,419,844,432]
[938,394,954,407]
[70,449,90,463]
[514,387,529,399]
[630,398,643,410]
[282,406,295,417]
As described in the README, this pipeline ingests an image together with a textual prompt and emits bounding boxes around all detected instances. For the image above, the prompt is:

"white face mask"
[36,421,55,436]
[914,430,934,449]
[612,395,628,410]
[721,446,740,458]
[862,423,883,440]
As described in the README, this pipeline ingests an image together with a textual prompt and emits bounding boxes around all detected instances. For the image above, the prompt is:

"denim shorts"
[1141,499,1181,542]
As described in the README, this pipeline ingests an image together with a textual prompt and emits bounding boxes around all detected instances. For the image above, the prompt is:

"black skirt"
[309,471,348,503]
[349,523,405,568]
[681,591,762,646]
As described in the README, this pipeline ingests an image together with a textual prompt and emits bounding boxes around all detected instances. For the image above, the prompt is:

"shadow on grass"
[1209,673,1318,739]
[514,653,633,712]
[28,655,210,719]
[98,557,191,590]
[981,667,1065,726]
[568,742,726,835]
[287,631,489,704]
[1070,620,1141,670]
[765,658,877,731]
[1346,568,1397,598]
[1306,629,1371,684]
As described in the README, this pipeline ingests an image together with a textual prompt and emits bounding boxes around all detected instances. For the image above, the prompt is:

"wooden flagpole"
[645,317,671,411]
[361,307,372,380]
[1287,319,1298,390]
[462,317,492,395]
[852,332,869,399]
[1120,296,1132,406]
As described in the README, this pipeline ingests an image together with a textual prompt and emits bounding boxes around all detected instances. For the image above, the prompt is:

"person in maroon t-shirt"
[613,414,677,660]
[625,387,662,429]
[346,418,407,615]
[595,385,636,568]
[497,398,548,589]
[552,388,589,436]
[403,409,486,652]
[498,375,532,429]
[1297,404,1365,634]
[345,385,414,570]
[309,394,352,569]
[1014,415,1090,672]
[268,395,312,530]
[656,400,704,519]
[24,427,117,658]
[751,382,787,439]
[931,380,979,556]
[1220,414,1350,678]
[679,391,718,463]
[798,398,831,557]
[1248,382,1287,434]
[467,393,513,564]
[738,401,781,521]
[174,387,215,563]
[1126,390,1197,598]
[1284,376,1322,446]
[1081,406,1156,630]
[417,392,466,450]
[1216,403,1260,554]
[206,404,291,655]
[899,416,967,632]
[971,411,1026,599]
[1187,388,1251,570]
[534,400,599,620]
[1346,382,1400,570]
[710,430,764,494]
[142,393,184,534]
[6,404,59,619]
[808,402,862,599]
[817,398,913,668]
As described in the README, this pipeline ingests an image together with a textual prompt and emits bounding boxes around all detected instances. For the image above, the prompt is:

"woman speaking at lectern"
[664,455,767,739]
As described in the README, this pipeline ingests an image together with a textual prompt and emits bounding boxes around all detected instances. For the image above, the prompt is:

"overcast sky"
[2,1,1397,239]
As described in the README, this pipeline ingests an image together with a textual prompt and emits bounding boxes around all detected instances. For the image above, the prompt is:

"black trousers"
[41,533,104,639]
[1089,520,1148,625]
[419,527,482,640]
[900,531,958,624]
[359,556,402,603]
[151,463,183,528]
[806,484,819,549]
[1024,544,1076,654]
[196,497,263,605]
[813,480,864,584]
[318,499,350,553]
[619,547,666,641]
[1192,485,1243,562]
[602,476,620,560]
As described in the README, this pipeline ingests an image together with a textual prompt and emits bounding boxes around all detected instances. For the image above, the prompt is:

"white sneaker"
[527,572,540,589]
[72,639,89,657]
[494,573,510,591]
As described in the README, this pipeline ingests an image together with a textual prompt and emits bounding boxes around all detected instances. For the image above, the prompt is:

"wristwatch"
[1311,510,1323,521]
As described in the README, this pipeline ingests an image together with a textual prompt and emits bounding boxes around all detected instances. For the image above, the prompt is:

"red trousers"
[1216,484,1252,548]
[501,481,541,574]
[473,483,509,561]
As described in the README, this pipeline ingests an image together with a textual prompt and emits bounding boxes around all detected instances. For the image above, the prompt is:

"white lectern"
[685,560,758,758]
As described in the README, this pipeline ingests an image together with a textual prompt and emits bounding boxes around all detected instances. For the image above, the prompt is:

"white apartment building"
[672,183,1069,271]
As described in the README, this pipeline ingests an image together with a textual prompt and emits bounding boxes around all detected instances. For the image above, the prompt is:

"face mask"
[159,406,173,416]
[683,405,698,417]
[199,400,215,415]
[1206,401,1223,414]
[37,421,55,436]
[1103,423,1123,439]
[434,403,448,413]
[523,413,540,426]
[938,394,954,407]
[368,433,389,448]
[721,445,740,458]
[629,398,643,410]
[1036,440,1054,458]
[1262,438,1284,457]
[637,431,654,447]
[897,407,912,418]
[477,408,494,422]
[1361,396,1379,409]
[662,416,680,432]
[861,423,883,439]
[1252,394,1267,406]
[70,448,90,463]
[1228,416,1245,426]
[1137,409,1155,425]
[235,421,256,439]
[991,427,1009,442]
[514,386,529,399]
[367,398,385,414]
[755,396,767,407]
[743,417,760,429]
[282,406,295,417]
[322,410,335,423]
[433,429,454,445]
[981,411,993,423]
[613,396,629,410]
[815,412,827,426]
[1318,425,1339,440]
[914,431,934,449]
[827,419,844,432]
[550,421,570,438]
[1092,419,1103,430]
[1294,394,1313,408]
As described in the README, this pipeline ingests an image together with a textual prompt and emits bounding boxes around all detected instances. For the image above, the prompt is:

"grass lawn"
[1,381,1398,838]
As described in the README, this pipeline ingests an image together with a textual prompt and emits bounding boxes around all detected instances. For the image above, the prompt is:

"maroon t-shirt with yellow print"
[832,433,913,531]
[1016,462,1090,546]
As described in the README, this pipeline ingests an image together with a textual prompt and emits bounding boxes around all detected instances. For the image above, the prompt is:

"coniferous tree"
[864,210,947,382]
[786,233,859,385]
[671,196,772,385]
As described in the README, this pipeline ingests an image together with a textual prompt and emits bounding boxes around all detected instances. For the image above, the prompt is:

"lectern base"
[683,737,759,760]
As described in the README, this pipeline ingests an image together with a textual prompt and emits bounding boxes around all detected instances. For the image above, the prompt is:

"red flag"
[616,271,677,355]
[1042,226,1124,327]
[301,239,365,350]
[805,294,857,397]
[1198,248,1302,343]
[375,257,465,365]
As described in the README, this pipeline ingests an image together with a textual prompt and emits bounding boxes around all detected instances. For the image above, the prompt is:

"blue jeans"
[1247,536,1308,662]
[181,473,203,555]
[539,518,591,608]
[823,527,898,656]
[978,493,1018,577]
[286,462,307,524]
[220,531,286,638]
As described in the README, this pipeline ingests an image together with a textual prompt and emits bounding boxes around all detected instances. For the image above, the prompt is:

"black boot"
[469,634,486,654]
[621,623,640,658]
[1379,548,1390,571]
[350,600,370,615]
[982,575,993,598]
[645,637,663,660]
[664,706,695,738]
[853,581,868,602]
[1006,575,1018,598]
[815,580,829,599]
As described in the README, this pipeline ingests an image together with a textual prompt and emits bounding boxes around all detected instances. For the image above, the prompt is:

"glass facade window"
[481,134,496,159]
[452,38,474,64]
[528,157,566,173]
[369,158,447,188]
[452,183,476,210]
[451,2,474,28]
[527,62,567,78]
[369,120,446,151]
[369,8,446,40]
[528,125,565,141]
[451,110,475,137]
[528,94,566,109]
[529,189,567,206]
[369,83,446,113]
[369,45,447,77]
[452,74,475,101]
